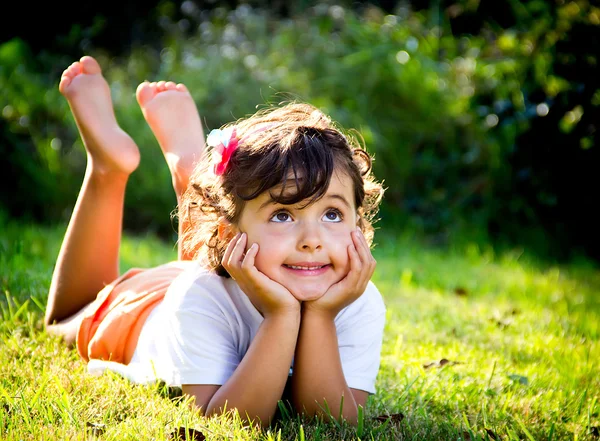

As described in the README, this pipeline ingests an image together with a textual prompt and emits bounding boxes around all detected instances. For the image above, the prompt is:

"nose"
[297,221,322,251]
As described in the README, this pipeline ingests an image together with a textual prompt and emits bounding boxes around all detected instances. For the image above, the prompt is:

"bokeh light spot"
[485,114,499,128]
[51,138,62,151]
[536,103,550,116]
[396,51,410,64]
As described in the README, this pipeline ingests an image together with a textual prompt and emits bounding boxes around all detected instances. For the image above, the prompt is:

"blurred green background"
[1,0,599,263]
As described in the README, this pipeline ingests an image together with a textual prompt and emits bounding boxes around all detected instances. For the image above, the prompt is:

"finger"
[233,233,248,265]
[241,243,258,272]
[240,243,278,287]
[352,240,376,290]
[358,227,373,254]
[222,232,241,266]
[242,243,258,267]
[356,228,377,271]
[222,232,242,269]
[352,229,371,263]
[227,232,247,268]
[346,243,363,283]
[351,232,372,282]
[359,227,369,247]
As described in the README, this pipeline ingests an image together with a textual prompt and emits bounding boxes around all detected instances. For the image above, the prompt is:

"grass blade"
[514,415,537,441]
[357,404,364,438]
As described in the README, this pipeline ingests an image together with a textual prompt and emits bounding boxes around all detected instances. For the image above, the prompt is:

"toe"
[66,64,78,77]
[70,62,82,75]
[176,83,189,93]
[58,76,72,94]
[156,81,166,91]
[165,81,176,90]
[136,81,155,107]
[80,56,102,75]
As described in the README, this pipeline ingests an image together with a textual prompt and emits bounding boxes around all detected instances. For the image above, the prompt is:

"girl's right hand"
[222,233,300,318]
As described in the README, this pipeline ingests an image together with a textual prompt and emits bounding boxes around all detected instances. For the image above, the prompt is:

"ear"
[217,219,238,242]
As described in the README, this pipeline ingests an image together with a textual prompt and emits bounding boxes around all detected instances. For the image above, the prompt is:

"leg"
[45,56,140,332]
[136,81,206,260]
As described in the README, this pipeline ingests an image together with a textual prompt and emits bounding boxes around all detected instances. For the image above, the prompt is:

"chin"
[283,276,343,302]
[291,290,326,302]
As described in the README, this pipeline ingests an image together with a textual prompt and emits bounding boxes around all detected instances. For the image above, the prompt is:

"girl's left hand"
[303,227,376,318]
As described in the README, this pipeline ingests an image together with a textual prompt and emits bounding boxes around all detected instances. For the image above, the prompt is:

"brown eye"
[270,211,292,222]
[323,209,342,222]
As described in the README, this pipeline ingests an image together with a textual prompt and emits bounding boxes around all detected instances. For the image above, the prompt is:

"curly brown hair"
[179,102,385,277]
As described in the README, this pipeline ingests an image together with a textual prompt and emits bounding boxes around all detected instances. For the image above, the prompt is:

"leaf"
[372,412,404,425]
[169,427,206,441]
[423,358,463,369]
[85,422,106,436]
[485,428,500,440]
[507,374,529,385]
[0,38,33,68]
[454,287,468,296]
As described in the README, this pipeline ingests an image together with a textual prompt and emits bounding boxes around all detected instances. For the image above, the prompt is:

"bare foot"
[60,56,140,175]
[136,81,205,195]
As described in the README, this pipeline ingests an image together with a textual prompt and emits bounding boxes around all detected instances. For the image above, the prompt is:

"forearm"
[291,308,359,424]
[206,311,300,425]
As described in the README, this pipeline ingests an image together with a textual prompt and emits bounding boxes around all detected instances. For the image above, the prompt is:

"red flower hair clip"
[206,123,275,176]
[206,127,239,176]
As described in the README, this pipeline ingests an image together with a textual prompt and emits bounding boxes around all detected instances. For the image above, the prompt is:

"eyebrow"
[259,193,352,211]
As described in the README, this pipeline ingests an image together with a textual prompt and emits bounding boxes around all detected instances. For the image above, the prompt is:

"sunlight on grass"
[371,231,599,440]
[1,220,598,440]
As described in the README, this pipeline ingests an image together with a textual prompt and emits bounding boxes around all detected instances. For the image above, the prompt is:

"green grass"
[1,218,598,440]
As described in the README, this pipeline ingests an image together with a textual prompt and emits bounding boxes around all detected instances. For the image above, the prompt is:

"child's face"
[237,170,358,301]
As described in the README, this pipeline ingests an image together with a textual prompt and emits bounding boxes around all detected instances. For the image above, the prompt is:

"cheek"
[251,237,286,274]
[326,229,354,263]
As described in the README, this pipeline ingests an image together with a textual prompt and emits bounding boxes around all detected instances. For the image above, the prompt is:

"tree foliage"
[1,0,598,260]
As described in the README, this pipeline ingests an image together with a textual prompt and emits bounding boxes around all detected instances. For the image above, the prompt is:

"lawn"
[1,217,598,440]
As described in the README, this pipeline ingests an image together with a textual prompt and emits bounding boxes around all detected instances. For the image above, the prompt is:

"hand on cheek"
[303,227,376,318]
[222,233,300,317]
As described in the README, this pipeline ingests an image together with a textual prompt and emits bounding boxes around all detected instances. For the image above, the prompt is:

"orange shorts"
[76,261,193,364]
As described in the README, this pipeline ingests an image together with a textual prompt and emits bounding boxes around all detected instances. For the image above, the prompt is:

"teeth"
[287,265,324,270]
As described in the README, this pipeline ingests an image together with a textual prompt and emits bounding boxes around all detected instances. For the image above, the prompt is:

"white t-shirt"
[88,262,386,394]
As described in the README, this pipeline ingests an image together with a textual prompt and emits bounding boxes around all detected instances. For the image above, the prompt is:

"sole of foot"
[60,56,140,175]
[136,81,205,187]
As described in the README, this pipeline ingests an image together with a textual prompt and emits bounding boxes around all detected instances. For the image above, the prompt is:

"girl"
[45,56,386,427]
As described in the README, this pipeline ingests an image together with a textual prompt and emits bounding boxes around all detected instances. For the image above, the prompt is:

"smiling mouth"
[282,264,332,276]
[283,264,329,270]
